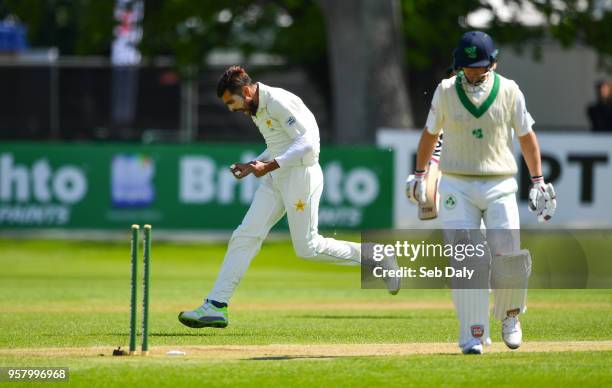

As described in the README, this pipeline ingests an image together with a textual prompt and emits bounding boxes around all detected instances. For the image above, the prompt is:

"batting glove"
[528,176,557,222]
[406,170,427,205]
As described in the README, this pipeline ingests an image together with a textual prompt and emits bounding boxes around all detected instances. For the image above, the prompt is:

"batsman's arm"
[518,131,542,178]
[432,132,443,162]
[415,129,439,172]
[520,130,556,221]
[417,84,444,171]
[513,85,540,177]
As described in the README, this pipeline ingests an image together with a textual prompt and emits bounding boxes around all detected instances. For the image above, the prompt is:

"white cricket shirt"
[251,83,320,167]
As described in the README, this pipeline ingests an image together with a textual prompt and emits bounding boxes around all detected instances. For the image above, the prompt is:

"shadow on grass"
[246,355,343,361]
[149,332,251,337]
[248,352,463,360]
[288,315,412,320]
[64,332,252,338]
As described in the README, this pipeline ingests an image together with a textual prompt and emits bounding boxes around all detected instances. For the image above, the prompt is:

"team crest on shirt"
[286,116,296,126]
[472,128,483,139]
[294,199,305,212]
[444,194,457,210]
[266,119,273,128]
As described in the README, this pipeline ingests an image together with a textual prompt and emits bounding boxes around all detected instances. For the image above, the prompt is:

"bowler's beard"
[248,84,260,116]
[247,99,258,116]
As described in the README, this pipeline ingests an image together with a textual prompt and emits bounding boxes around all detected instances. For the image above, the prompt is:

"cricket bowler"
[408,31,557,354]
[179,66,399,329]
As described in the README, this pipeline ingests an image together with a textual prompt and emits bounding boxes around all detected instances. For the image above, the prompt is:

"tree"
[318,0,412,143]
[4,0,611,140]
[0,0,114,55]
[138,1,317,138]
[401,0,612,123]
[242,0,612,139]
[139,1,236,138]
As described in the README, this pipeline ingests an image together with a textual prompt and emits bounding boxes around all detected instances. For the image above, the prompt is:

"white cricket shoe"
[360,242,401,295]
[461,338,483,355]
[381,251,401,295]
[502,315,522,349]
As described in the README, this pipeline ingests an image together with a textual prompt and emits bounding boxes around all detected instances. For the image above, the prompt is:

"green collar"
[455,72,500,118]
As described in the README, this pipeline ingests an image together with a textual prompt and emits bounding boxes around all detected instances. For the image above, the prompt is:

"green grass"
[0,237,611,387]
[2,352,612,387]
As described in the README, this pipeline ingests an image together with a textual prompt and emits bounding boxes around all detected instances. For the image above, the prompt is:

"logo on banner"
[178,156,385,228]
[111,154,155,208]
[0,153,88,226]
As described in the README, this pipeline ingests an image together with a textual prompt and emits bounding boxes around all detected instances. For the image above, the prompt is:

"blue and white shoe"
[461,338,484,355]
[178,300,229,328]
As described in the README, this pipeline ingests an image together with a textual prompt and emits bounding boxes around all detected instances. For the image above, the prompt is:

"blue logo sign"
[111,154,155,208]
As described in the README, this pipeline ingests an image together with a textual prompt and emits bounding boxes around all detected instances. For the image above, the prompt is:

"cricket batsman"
[179,66,399,329]
[408,31,556,354]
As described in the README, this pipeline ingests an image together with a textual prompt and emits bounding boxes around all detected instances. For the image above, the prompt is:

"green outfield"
[1,236,611,387]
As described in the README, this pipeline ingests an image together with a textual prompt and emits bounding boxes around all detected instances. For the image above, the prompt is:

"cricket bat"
[418,160,441,220]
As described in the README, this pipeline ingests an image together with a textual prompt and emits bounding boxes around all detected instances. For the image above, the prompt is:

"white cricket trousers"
[438,174,527,347]
[207,163,361,304]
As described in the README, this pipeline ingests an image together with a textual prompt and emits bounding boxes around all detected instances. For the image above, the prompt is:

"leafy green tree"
[402,0,612,123]
[318,0,412,142]
[0,0,113,55]
[3,0,610,140]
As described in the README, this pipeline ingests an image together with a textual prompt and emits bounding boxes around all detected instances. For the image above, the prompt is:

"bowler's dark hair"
[216,66,253,97]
